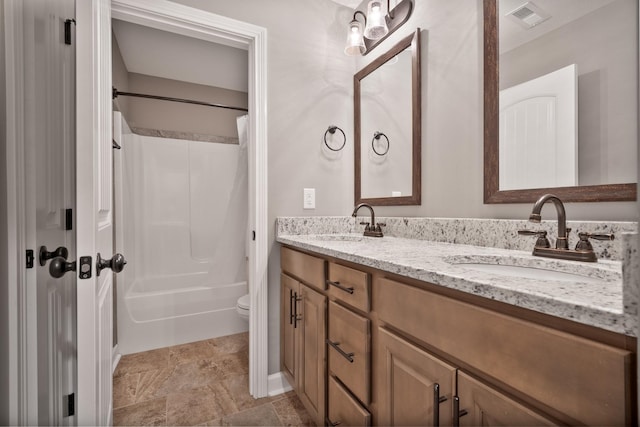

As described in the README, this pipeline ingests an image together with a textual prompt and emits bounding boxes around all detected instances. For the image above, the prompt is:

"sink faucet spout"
[529,194,568,249]
[352,203,376,226]
[352,203,385,237]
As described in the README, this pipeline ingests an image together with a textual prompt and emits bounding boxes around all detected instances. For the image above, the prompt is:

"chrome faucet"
[352,203,385,237]
[528,194,569,249]
[519,193,614,262]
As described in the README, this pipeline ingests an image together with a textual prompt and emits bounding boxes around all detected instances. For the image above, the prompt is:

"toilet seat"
[237,294,250,321]
[237,294,250,310]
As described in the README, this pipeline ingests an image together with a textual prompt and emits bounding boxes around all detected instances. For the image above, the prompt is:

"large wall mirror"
[484,0,637,203]
[355,29,421,206]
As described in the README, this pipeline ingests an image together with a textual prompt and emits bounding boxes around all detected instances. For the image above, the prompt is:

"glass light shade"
[344,20,366,56]
[364,1,388,40]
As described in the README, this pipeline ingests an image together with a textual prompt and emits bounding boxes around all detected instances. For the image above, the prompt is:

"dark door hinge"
[26,250,34,269]
[63,393,75,417]
[64,19,76,45]
[65,208,73,230]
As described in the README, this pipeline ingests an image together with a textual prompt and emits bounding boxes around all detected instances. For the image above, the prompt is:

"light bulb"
[344,19,366,56]
[364,1,389,40]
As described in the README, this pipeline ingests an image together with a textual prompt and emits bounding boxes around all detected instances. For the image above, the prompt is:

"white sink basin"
[445,255,620,284]
[311,234,365,242]
[455,263,606,283]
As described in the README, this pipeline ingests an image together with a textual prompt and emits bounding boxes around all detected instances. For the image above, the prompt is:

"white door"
[499,64,578,190]
[75,0,116,425]
[26,0,77,424]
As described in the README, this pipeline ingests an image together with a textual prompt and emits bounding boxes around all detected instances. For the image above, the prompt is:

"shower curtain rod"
[112,87,249,112]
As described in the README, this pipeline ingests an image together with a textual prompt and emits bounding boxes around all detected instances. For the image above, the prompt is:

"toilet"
[236,294,250,322]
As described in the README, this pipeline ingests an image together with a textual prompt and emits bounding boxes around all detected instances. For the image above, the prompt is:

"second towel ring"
[324,125,346,151]
[372,132,389,156]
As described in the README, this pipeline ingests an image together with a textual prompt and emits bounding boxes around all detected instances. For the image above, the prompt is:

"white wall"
[171,0,638,374]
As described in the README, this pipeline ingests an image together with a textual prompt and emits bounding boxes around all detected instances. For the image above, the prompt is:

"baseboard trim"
[267,372,292,397]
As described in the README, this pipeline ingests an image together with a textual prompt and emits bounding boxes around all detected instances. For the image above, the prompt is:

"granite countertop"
[276,233,632,336]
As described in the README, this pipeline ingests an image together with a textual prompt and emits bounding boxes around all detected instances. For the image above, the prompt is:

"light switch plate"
[303,188,315,209]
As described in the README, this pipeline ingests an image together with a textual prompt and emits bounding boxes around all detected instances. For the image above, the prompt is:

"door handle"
[49,257,76,279]
[96,252,127,276]
[39,245,68,266]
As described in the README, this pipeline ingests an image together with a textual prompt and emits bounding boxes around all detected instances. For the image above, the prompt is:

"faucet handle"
[375,222,386,232]
[518,229,551,248]
[576,232,615,251]
[359,221,371,231]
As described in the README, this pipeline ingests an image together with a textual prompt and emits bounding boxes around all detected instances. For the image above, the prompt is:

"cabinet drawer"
[281,246,325,290]
[328,301,370,405]
[328,375,371,427]
[376,277,632,426]
[328,262,370,312]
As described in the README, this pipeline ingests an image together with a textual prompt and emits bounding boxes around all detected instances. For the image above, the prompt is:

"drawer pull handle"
[327,418,341,426]
[433,383,447,426]
[326,339,354,363]
[453,396,468,427]
[326,280,354,294]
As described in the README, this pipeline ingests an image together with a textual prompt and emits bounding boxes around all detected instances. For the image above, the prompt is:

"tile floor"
[113,332,314,426]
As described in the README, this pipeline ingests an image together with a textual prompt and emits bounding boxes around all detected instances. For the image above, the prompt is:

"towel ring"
[324,125,346,152]
[372,132,389,156]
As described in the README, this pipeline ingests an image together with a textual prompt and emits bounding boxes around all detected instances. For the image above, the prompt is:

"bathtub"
[117,276,248,354]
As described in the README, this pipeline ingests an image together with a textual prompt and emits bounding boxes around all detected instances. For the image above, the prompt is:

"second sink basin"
[311,234,365,242]
[445,255,621,284]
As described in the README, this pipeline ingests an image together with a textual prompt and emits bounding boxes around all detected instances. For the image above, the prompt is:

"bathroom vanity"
[277,218,637,426]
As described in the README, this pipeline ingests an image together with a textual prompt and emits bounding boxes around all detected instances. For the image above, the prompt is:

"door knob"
[39,245,68,266]
[96,253,127,276]
[49,257,76,279]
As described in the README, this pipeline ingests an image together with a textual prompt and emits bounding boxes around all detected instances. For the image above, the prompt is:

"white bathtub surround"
[114,120,249,355]
[275,217,638,336]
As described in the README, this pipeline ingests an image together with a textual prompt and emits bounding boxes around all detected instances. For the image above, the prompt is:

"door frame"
[111,0,270,398]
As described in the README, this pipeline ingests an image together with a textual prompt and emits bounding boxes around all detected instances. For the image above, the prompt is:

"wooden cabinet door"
[297,284,326,426]
[377,328,457,426]
[280,274,298,385]
[456,371,558,427]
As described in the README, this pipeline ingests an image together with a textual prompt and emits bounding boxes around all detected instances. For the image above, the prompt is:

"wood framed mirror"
[484,0,637,203]
[355,29,421,206]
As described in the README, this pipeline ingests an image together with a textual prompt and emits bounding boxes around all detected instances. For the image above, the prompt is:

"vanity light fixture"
[344,0,414,56]
[345,11,367,56]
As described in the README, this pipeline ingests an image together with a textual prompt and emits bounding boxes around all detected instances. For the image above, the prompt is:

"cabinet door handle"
[326,418,341,426]
[433,383,447,426]
[289,289,294,325]
[326,339,354,363]
[293,293,302,329]
[326,280,354,294]
[453,396,468,427]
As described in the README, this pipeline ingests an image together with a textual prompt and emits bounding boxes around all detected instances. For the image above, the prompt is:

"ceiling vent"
[506,2,551,30]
